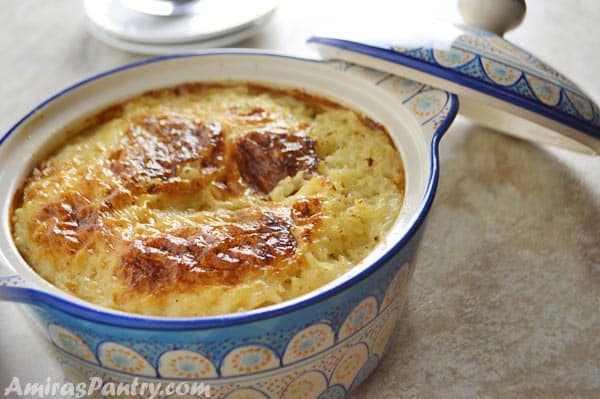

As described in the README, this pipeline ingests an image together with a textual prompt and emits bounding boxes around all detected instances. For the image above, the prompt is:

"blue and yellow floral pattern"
[309,25,600,142]
[10,58,453,399]
[283,323,335,365]
[158,350,217,379]
[97,342,155,377]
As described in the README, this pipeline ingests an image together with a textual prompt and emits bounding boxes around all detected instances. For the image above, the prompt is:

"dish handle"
[0,261,34,303]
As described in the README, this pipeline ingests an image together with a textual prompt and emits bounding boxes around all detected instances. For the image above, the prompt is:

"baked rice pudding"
[12,83,404,317]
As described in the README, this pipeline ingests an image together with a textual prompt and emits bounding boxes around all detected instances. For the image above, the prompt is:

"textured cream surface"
[12,84,403,317]
[1,0,599,397]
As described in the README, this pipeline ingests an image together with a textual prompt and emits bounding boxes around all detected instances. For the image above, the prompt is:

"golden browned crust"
[109,114,224,195]
[12,82,403,316]
[20,85,327,297]
[118,207,300,294]
[31,192,100,254]
[235,129,318,194]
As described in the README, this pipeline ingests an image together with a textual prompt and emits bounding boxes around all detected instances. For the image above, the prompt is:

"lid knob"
[458,0,526,36]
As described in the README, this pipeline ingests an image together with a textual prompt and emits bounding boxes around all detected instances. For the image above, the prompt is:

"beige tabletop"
[0,1,599,398]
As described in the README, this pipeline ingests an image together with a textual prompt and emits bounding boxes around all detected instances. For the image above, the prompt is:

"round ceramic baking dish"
[0,51,457,398]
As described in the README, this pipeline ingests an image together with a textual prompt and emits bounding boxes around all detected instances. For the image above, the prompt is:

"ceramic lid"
[308,20,600,154]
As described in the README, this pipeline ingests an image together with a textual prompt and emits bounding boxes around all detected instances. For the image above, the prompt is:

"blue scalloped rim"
[308,37,600,141]
[0,51,458,330]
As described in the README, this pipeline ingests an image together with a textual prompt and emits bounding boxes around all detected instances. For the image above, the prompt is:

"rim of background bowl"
[0,50,459,330]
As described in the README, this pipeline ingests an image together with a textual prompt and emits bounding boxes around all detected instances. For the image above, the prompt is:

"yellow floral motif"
[282,371,327,399]
[339,297,378,340]
[526,74,561,106]
[98,342,155,377]
[481,58,521,86]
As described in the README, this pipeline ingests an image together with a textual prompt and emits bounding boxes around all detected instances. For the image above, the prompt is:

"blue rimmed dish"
[309,20,600,155]
[0,51,457,398]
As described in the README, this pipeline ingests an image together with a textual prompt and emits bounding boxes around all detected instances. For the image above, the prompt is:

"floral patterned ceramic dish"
[0,51,457,398]
[309,20,600,155]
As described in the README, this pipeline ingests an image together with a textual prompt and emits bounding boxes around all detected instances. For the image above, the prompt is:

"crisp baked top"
[12,83,404,317]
